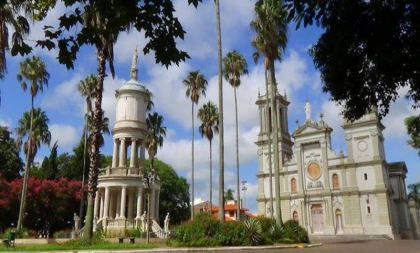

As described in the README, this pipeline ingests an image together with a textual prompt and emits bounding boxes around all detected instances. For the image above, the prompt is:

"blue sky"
[0,0,419,214]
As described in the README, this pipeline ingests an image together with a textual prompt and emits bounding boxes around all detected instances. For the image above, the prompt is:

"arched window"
[291,178,297,193]
[332,173,340,189]
[293,211,298,221]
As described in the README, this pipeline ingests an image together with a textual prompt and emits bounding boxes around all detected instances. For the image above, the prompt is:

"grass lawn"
[0,239,159,252]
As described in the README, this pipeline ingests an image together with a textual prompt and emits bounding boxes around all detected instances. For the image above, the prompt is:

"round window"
[307,162,321,180]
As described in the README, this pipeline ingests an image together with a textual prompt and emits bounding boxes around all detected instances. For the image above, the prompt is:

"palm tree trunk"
[79,118,88,228]
[17,97,35,231]
[234,86,241,220]
[191,102,195,220]
[269,60,282,225]
[215,0,225,223]
[264,68,274,218]
[84,50,106,238]
[209,140,212,213]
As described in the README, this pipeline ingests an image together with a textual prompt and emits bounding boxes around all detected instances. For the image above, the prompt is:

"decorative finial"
[304,99,311,121]
[295,118,299,130]
[130,46,138,81]
[258,87,261,97]
[284,89,287,99]
[319,112,324,124]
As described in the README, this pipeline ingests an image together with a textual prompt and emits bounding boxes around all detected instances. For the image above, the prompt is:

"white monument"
[93,48,161,236]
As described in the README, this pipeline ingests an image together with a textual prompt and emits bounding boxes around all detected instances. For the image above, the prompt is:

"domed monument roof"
[118,46,146,92]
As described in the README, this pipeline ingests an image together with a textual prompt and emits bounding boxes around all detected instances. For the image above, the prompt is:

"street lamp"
[241,180,247,209]
[142,171,156,244]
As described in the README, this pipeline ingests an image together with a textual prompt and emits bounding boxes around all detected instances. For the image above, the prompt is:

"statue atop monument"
[130,46,138,81]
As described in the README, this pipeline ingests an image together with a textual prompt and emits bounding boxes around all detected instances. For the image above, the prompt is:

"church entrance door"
[311,204,324,234]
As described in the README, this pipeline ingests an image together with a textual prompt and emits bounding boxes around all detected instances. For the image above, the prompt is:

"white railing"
[151,220,169,238]
[107,219,118,227]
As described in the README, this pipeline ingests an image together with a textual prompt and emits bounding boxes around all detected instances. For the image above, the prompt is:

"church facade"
[255,85,419,239]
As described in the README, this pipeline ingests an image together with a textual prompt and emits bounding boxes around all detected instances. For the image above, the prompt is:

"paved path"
[202,240,420,253]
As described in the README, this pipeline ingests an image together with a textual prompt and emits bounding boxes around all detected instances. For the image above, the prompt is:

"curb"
[3,243,323,253]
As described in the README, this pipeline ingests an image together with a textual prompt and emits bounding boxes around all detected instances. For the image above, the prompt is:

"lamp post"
[142,171,156,244]
[241,180,247,210]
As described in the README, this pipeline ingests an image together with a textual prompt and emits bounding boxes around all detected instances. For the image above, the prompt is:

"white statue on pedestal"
[304,100,311,121]
[140,211,146,232]
[164,212,170,232]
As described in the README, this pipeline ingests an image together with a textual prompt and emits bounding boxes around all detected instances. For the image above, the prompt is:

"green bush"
[243,218,263,245]
[215,221,249,246]
[280,220,309,243]
[170,212,220,247]
[126,227,143,238]
[169,212,268,247]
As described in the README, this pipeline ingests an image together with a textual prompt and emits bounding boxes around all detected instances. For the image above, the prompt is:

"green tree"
[224,188,234,202]
[34,141,58,180]
[183,70,207,219]
[214,0,225,223]
[16,55,50,231]
[405,116,420,155]
[408,183,420,205]
[15,108,51,230]
[0,0,31,77]
[285,0,420,120]
[0,125,24,181]
[198,101,219,213]
[149,159,191,225]
[250,0,288,224]
[145,112,167,170]
[78,74,98,226]
[223,50,248,220]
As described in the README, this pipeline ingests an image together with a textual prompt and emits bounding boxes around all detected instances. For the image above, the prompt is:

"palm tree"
[145,112,167,170]
[77,74,97,228]
[224,189,235,202]
[15,108,51,229]
[82,5,123,238]
[408,183,420,204]
[214,0,225,223]
[0,1,30,77]
[250,0,288,224]
[16,55,49,231]
[198,101,219,214]
[183,70,207,219]
[223,50,248,220]
[145,89,154,112]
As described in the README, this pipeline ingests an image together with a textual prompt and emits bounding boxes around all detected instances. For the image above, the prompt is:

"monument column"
[94,191,100,219]
[119,138,127,167]
[100,194,104,219]
[112,139,120,167]
[127,190,134,219]
[120,186,127,218]
[140,142,146,168]
[104,187,110,218]
[130,138,137,167]
[136,187,143,218]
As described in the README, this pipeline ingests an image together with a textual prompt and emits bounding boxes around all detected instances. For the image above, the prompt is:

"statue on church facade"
[304,100,311,121]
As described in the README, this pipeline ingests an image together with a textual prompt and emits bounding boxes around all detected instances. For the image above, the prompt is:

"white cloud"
[41,73,85,114]
[49,124,78,151]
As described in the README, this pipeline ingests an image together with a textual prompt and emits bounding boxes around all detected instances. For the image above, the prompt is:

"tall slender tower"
[255,85,293,218]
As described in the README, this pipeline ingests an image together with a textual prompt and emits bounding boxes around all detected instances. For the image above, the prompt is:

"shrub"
[126,227,143,238]
[170,212,220,247]
[280,220,309,243]
[215,221,249,246]
[243,217,263,245]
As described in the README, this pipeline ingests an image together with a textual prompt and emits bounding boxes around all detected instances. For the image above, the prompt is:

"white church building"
[255,82,420,239]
